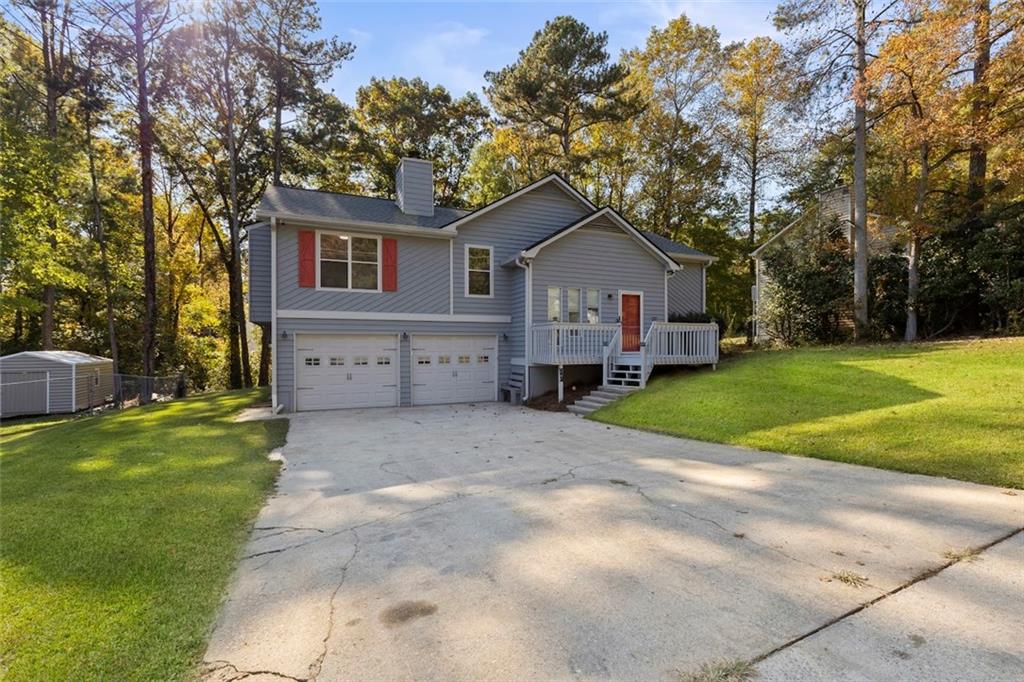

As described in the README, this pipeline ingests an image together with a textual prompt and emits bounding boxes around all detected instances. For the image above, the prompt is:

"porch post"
[639,342,647,388]
[557,364,564,403]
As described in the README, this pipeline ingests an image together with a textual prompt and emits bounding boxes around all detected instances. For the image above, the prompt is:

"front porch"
[530,321,719,393]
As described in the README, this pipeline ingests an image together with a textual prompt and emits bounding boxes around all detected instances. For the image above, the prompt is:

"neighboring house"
[249,157,719,412]
[750,186,901,342]
[0,351,113,417]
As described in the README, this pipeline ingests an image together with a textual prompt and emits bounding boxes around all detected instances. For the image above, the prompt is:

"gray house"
[751,186,901,342]
[0,351,113,417]
[249,158,718,413]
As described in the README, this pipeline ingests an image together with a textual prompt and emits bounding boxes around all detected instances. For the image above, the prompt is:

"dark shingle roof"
[640,231,713,260]
[257,185,469,229]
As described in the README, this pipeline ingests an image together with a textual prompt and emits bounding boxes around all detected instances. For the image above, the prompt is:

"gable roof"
[256,185,468,230]
[640,231,716,263]
[440,174,595,232]
[519,207,679,270]
[2,350,111,365]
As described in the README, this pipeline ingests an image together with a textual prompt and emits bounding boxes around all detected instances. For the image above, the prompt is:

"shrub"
[760,235,853,344]
[668,310,726,337]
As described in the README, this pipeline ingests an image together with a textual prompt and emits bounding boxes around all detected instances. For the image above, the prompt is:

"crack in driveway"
[308,529,361,681]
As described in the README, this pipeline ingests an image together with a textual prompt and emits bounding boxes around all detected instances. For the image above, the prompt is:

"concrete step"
[567,404,594,416]
[576,398,611,411]
[589,389,630,400]
[599,385,637,395]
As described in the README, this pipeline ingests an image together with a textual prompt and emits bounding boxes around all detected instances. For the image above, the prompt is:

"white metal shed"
[0,351,114,417]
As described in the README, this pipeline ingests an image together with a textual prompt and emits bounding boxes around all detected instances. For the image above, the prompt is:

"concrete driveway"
[203,403,1023,682]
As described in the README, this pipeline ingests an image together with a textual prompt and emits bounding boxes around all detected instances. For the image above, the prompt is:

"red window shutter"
[382,238,398,292]
[298,230,315,288]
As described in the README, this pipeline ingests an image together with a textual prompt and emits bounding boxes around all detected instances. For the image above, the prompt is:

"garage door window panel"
[318,232,380,291]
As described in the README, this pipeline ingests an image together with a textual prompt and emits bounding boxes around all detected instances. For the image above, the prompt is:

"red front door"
[621,294,641,351]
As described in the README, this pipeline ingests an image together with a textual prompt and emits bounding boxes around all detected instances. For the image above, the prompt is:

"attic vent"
[395,157,434,217]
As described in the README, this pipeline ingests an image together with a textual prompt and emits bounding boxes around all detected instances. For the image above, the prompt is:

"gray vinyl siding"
[276,224,449,314]
[276,318,511,412]
[248,223,272,323]
[530,218,669,333]
[667,265,705,316]
[509,267,526,363]
[453,183,590,316]
[395,159,434,217]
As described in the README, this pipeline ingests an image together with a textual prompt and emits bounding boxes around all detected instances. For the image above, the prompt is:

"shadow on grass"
[0,389,289,679]
[629,349,942,442]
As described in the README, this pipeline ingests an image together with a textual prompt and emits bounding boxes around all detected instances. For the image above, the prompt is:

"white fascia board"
[521,207,680,271]
[750,215,803,257]
[277,309,512,324]
[256,211,454,239]
[671,253,718,265]
[440,175,596,233]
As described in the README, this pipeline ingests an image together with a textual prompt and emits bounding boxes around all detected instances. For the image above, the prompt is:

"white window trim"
[464,243,494,298]
[315,229,383,293]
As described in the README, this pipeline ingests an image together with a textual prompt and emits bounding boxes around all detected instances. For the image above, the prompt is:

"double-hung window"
[319,232,380,291]
[547,287,561,321]
[566,288,581,323]
[466,245,492,297]
[586,288,600,323]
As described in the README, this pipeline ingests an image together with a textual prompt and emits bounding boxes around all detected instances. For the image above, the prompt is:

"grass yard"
[592,337,1024,489]
[0,390,287,680]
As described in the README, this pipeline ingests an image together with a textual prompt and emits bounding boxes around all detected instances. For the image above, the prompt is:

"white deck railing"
[531,323,620,364]
[645,322,719,366]
[602,326,622,386]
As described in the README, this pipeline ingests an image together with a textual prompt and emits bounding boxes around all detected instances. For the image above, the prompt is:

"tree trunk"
[747,134,758,346]
[852,0,870,338]
[39,2,58,350]
[135,0,158,398]
[85,103,119,372]
[258,322,271,387]
[905,236,921,341]
[906,141,929,342]
[967,0,991,218]
[14,309,23,345]
[272,27,284,185]
[223,27,252,388]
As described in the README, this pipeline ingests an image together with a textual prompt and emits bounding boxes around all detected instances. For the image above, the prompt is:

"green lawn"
[592,337,1024,489]
[0,390,287,680]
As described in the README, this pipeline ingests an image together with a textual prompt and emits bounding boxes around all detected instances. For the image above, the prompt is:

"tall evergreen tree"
[484,16,643,181]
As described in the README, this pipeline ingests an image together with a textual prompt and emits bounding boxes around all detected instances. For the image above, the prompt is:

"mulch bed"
[526,384,598,412]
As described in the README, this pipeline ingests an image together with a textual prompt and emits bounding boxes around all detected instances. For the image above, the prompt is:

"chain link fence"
[0,372,187,419]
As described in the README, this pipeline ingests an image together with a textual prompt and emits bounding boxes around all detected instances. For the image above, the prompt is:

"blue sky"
[317,1,779,105]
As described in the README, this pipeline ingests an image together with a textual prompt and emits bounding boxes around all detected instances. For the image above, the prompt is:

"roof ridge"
[270,183,468,213]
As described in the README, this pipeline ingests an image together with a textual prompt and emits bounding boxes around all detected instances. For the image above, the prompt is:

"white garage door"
[295,334,398,411]
[411,335,497,405]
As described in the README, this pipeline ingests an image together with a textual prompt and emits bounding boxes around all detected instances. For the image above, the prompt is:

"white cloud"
[404,22,491,96]
[597,0,778,45]
[348,28,374,45]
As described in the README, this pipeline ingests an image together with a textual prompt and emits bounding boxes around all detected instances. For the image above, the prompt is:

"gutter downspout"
[270,217,278,411]
[514,254,531,401]
[71,363,76,412]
